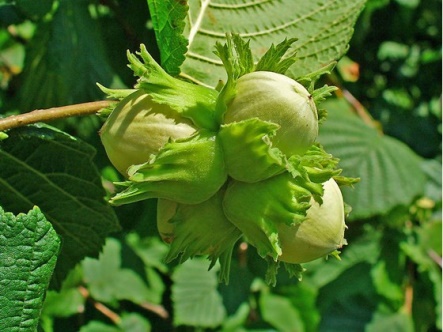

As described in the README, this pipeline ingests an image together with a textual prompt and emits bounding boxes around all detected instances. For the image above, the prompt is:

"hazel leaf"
[218,118,286,183]
[0,206,60,331]
[181,0,366,87]
[0,124,120,289]
[109,130,227,205]
[171,259,226,328]
[318,98,425,219]
[146,0,188,76]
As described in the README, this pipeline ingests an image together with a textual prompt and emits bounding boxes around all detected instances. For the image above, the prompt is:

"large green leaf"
[16,0,114,111]
[171,259,226,328]
[0,206,60,331]
[318,98,426,219]
[0,125,120,288]
[178,0,366,86]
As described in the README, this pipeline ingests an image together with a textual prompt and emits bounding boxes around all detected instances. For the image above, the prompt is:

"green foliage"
[0,124,120,287]
[318,98,426,219]
[179,0,366,87]
[146,0,188,75]
[16,0,115,111]
[171,259,227,328]
[0,206,60,331]
[82,238,163,305]
[0,0,440,331]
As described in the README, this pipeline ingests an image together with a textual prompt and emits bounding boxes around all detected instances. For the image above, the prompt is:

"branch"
[140,302,169,319]
[428,249,442,268]
[78,285,121,325]
[0,100,115,132]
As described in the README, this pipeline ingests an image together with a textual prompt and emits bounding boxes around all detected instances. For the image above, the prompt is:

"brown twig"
[0,100,114,132]
[140,302,169,319]
[428,249,442,268]
[403,284,414,315]
[78,285,121,325]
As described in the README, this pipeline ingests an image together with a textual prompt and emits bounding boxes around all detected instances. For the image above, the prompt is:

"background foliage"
[0,0,441,331]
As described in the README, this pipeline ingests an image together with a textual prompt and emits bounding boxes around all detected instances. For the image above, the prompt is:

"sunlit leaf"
[0,206,60,331]
[180,0,366,87]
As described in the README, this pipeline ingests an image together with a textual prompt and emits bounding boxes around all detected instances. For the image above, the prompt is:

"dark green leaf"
[0,125,120,288]
[316,262,379,331]
[0,206,60,331]
[17,0,114,111]
[147,0,188,75]
[318,98,426,219]
[16,0,53,20]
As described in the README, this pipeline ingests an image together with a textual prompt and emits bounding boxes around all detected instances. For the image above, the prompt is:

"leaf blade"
[171,259,226,328]
[147,0,189,75]
[0,206,60,331]
[318,99,426,219]
[0,125,120,288]
[182,0,366,87]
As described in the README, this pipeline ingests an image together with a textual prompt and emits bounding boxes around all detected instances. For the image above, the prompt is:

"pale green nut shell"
[223,71,318,157]
[278,178,346,264]
[100,90,196,176]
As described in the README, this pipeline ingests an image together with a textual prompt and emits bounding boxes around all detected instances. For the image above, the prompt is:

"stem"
[428,249,442,268]
[0,100,114,132]
[78,285,121,325]
[140,302,169,319]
